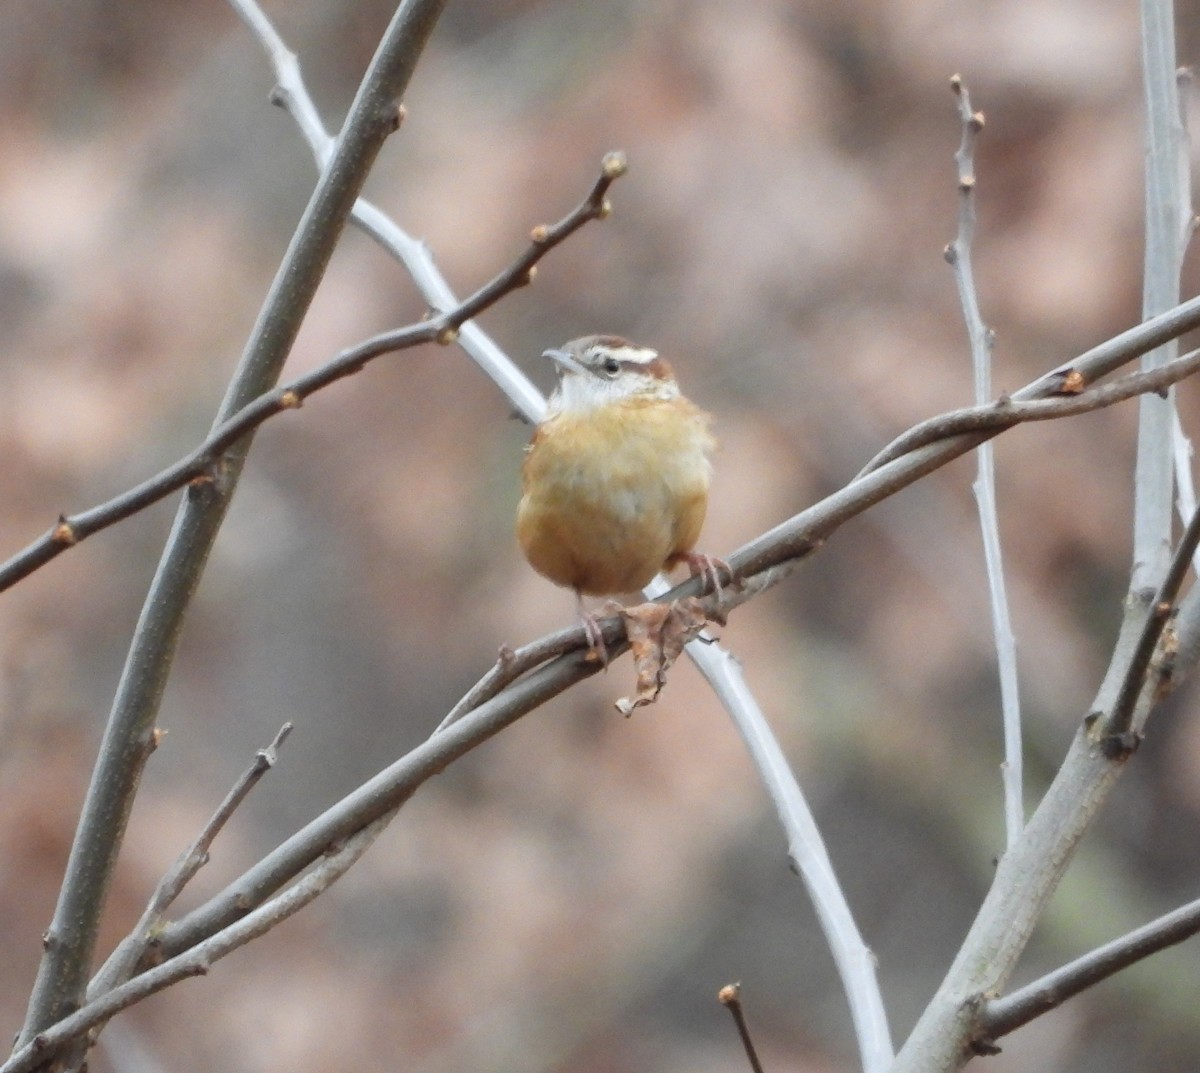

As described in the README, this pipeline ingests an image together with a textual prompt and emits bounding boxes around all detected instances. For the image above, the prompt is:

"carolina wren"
[517,335,722,655]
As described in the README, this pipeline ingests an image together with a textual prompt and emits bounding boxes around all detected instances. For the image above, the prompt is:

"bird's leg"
[576,592,619,667]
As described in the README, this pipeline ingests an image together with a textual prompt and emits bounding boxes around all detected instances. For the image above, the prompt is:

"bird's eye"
[601,356,621,376]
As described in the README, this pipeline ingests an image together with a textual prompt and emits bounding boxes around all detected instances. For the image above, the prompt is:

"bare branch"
[1133,0,1190,593]
[703,648,893,1073]
[859,345,1200,477]
[718,984,766,1073]
[946,74,1023,845]
[0,153,624,595]
[1169,70,1199,556]
[15,0,449,1046]
[979,894,1200,1044]
[87,724,293,1002]
[147,315,1200,982]
[736,301,1200,585]
[1103,501,1200,748]
[2,810,391,1073]
[233,0,548,424]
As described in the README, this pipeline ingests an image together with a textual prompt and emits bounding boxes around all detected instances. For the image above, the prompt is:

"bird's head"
[543,336,680,415]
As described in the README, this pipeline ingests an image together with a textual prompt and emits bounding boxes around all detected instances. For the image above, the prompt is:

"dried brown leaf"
[615,597,709,716]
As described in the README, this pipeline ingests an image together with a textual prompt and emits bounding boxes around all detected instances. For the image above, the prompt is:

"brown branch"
[0,152,625,595]
[719,984,766,1073]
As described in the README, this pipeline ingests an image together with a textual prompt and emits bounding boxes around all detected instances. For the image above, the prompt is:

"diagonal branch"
[87,724,293,1002]
[15,0,449,1047]
[979,894,1200,1042]
[0,152,624,595]
[232,0,548,424]
[735,293,1200,584]
[859,345,1200,478]
[2,808,392,1073]
[149,320,1200,971]
[1103,500,1200,748]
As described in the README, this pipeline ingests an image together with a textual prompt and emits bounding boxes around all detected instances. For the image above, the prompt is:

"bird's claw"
[678,551,735,605]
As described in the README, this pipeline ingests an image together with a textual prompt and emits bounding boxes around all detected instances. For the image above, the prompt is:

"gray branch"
[15,0,448,1047]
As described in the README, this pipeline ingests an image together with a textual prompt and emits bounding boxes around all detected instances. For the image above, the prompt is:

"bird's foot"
[577,597,625,667]
[678,551,736,611]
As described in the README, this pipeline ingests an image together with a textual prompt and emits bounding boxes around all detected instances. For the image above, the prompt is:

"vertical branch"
[894,12,1192,1071]
[16,0,448,1046]
[691,640,894,1073]
[231,10,891,1065]
[1169,68,1199,566]
[1133,0,1187,592]
[944,76,1023,846]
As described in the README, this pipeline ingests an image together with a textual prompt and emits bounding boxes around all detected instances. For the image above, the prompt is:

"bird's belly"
[519,468,679,594]
[518,403,712,596]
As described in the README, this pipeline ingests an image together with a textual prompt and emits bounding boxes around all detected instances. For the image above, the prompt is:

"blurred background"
[3,0,1200,1070]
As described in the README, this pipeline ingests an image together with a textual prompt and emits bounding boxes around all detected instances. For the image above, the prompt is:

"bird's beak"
[542,347,587,377]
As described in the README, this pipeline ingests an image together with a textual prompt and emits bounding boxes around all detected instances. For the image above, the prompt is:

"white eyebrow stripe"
[614,347,658,364]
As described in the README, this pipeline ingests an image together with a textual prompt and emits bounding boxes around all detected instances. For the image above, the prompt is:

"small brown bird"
[517,335,722,657]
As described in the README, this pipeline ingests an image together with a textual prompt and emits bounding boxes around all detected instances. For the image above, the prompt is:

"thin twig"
[229,5,888,1059]
[858,345,1200,478]
[979,894,1200,1043]
[150,322,1200,967]
[1104,501,1200,747]
[2,809,393,1073]
[707,655,893,1073]
[0,152,625,595]
[946,74,1023,846]
[14,0,449,1047]
[718,984,766,1073]
[229,0,547,425]
[87,723,293,1001]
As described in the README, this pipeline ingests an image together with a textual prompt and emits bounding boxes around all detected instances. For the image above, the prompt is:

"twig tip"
[601,150,628,178]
